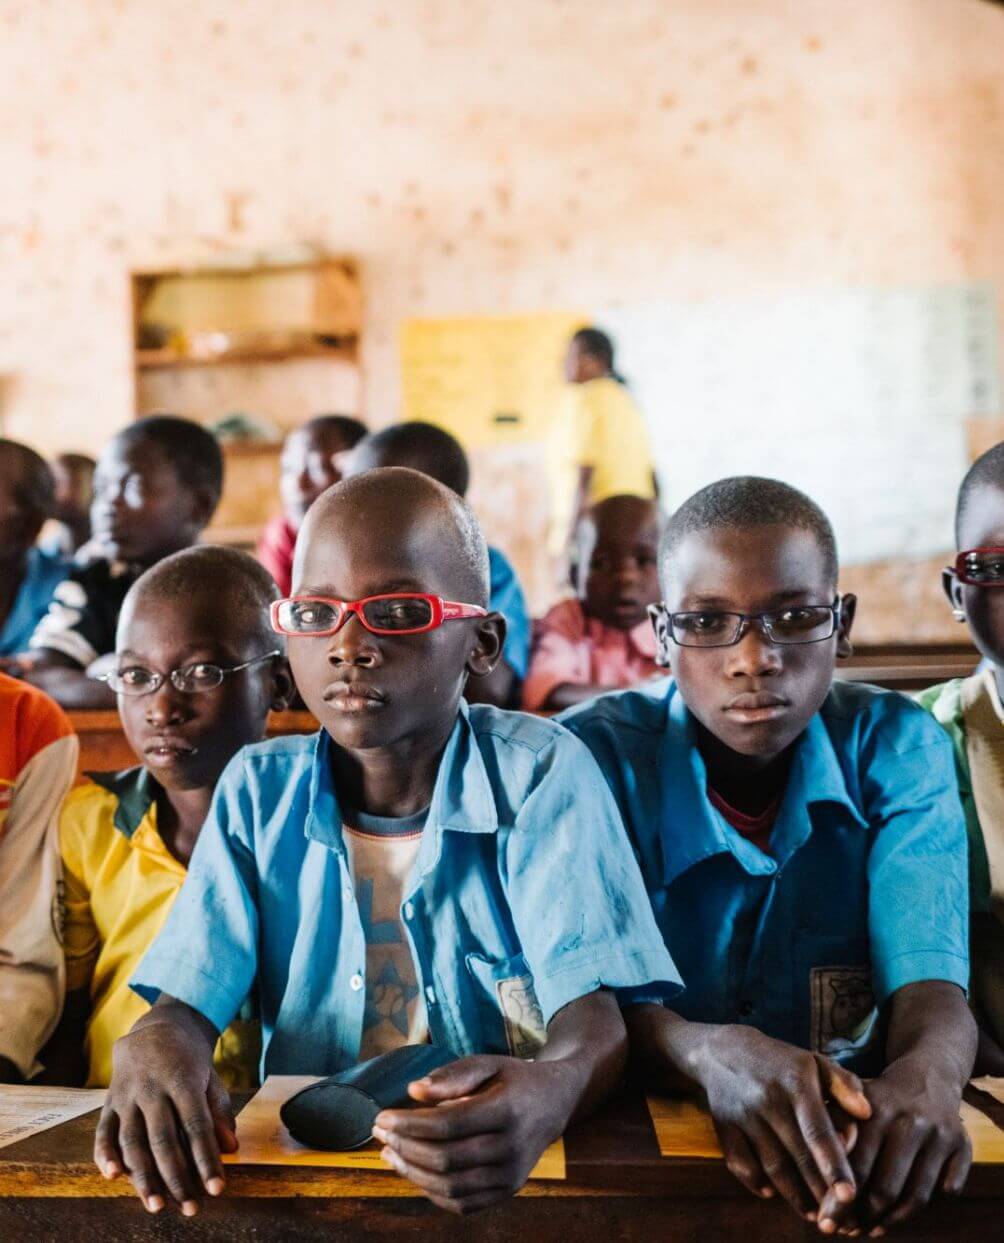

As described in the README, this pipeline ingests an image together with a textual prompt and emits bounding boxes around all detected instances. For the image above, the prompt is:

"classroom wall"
[1,0,1003,633]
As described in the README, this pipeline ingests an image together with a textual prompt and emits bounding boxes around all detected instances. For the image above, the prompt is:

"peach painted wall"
[1,0,1002,631]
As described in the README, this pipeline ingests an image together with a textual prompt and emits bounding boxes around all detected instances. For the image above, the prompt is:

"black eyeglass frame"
[648,598,843,649]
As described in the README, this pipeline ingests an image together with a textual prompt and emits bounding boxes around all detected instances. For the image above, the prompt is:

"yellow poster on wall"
[399,312,587,448]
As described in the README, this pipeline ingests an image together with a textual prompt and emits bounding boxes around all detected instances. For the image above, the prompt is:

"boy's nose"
[724,623,784,677]
[143,682,188,724]
[326,612,381,668]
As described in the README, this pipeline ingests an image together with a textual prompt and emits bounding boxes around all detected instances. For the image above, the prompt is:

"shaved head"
[295,467,490,606]
[0,439,56,517]
[121,545,282,653]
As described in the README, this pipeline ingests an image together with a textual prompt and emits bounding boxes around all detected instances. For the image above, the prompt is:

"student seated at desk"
[257,414,368,596]
[97,468,678,1217]
[47,547,290,1091]
[560,476,975,1237]
[523,494,662,712]
[16,417,223,709]
[918,441,1004,1078]
[0,674,78,1083]
[42,452,96,558]
[0,439,68,657]
[344,422,531,708]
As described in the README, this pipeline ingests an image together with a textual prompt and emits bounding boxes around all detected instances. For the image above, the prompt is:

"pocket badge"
[495,975,546,1059]
[810,966,876,1056]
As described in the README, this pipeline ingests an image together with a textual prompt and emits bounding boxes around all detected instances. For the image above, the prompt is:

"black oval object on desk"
[280,1045,457,1151]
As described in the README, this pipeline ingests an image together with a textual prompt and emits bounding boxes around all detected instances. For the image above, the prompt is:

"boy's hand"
[372,1055,566,1214]
[94,1010,235,1217]
[817,1057,971,1236]
[697,1026,870,1225]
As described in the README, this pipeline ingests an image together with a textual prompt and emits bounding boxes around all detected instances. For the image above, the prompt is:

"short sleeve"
[567,385,605,470]
[503,733,681,1025]
[521,604,590,712]
[28,569,107,667]
[862,707,970,1004]
[59,792,100,993]
[130,754,261,1034]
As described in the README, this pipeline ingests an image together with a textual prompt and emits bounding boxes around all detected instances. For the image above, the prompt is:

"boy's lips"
[322,681,387,713]
[722,692,790,724]
[142,735,198,763]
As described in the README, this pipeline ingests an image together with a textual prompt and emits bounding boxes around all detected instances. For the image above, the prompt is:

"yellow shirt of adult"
[548,376,656,555]
[60,769,260,1089]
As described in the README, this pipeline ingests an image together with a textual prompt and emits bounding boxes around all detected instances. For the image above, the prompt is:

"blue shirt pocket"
[465,952,547,1059]
[796,932,880,1069]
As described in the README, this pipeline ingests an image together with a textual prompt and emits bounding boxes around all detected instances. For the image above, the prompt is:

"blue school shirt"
[488,546,530,680]
[131,701,680,1077]
[559,678,969,1072]
[0,548,68,656]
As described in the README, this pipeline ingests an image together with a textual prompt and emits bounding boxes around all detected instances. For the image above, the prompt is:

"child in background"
[97,468,678,1217]
[48,547,291,1089]
[562,477,974,1237]
[257,414,367,595]
[44,452,96,558]
[21,416,223,709]
[344,422,531,708]
[523,494,662,712]
[918,441,1004,1076]
[0,673,78,1082]
[0,440,68,657]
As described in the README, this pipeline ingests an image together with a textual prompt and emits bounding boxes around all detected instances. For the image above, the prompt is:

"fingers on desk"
[94,1089,226,1215]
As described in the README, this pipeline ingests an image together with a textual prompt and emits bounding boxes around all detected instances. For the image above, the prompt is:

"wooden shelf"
[136,340,356,370]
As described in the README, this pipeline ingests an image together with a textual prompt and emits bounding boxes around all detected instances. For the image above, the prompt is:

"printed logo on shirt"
[809,966,877,1057]
[496,974,546,1059]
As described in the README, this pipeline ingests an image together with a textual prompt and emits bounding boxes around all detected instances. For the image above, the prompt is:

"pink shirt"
[256,514,297,597]
[523,597,660,712]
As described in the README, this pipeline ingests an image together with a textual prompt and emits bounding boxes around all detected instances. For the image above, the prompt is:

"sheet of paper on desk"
[650,1083,1004,1163]
[224,1075,566,1179]
[0,1086,106,1151]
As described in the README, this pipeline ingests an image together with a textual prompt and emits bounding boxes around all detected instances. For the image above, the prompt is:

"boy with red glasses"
[96,467,678,1217]
[918,440,1004,1076]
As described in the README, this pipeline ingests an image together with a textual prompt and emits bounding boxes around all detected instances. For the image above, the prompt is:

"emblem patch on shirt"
[496,975,546,1059]
[810,966,876,1056]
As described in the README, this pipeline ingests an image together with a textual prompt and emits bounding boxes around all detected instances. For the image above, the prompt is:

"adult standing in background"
[547,326,658,568]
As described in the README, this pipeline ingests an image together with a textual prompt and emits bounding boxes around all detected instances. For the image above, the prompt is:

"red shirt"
[257,514,297,596]
[707,786,781,855]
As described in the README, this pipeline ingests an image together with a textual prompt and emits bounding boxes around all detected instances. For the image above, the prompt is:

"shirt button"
[350,973,364,992]
[739,1000,754,1018]
[425,986,436,1005]
[404,902,415,920]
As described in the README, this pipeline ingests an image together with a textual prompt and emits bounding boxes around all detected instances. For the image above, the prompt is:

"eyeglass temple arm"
[442,602,488,619]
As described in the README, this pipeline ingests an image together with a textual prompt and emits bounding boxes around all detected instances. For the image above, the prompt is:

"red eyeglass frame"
[270,592,488,637]
[953,547,1004,587]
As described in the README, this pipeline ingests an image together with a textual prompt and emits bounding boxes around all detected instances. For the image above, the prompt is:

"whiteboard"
[598,284,1001,564]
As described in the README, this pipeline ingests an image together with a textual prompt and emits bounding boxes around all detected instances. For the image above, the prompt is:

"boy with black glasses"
[47,546,291,1090]
[562,475,975,1237]
[919,441,1004,1078]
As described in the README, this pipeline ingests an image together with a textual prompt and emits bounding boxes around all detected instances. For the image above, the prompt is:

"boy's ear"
[835,592,857,660]
[649,604,673,669]
[466,613,506,680]
[269,657,295,712]
[189,486,220,531]
[942,568,967,622]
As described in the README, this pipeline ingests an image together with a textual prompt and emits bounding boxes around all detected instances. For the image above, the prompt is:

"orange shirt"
[0,673,78,1076]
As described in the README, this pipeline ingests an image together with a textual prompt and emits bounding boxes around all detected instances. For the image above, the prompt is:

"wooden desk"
[837,650,979,691]
[69,710,319,778]
[2,1089,1003,1240]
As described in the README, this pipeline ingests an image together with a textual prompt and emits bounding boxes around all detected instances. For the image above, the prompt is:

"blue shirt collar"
[304,700,499,867]
[658,684,868,886]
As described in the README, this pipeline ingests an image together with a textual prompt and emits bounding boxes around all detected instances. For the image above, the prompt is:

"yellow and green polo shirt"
[60,767,260,1090]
